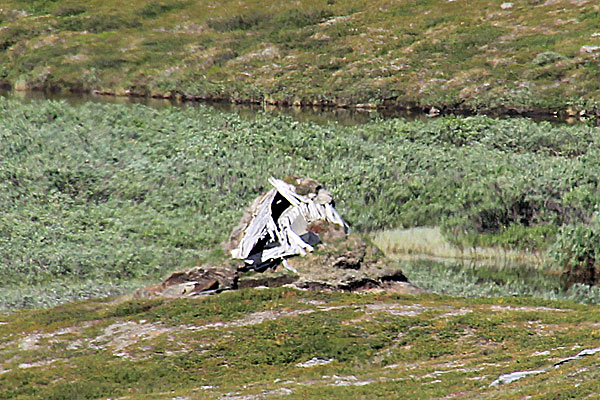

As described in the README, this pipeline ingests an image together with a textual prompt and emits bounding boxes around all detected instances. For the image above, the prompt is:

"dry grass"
[372,227,547,266]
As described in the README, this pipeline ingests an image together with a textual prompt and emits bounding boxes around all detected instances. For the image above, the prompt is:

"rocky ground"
[135,232,422,299]
[2,287,600,399]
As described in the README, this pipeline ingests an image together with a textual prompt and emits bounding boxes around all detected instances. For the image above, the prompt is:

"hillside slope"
[1,0,600,114]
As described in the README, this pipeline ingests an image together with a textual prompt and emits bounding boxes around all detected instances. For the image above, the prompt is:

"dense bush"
[3,99,600,305]
[54,6,86,17]
[533,51,567,66]
[271,9,333,30]
[206,12,266,32]
[56,14,141,33]
[136,1,188,18]
[551,214,600,287]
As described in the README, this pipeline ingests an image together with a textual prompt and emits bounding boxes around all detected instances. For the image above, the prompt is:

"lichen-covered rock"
[138,231,421,298]
[138,177,419,298]
[287,233,418,293]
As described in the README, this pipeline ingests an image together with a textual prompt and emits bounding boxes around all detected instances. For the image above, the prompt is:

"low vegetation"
[1,0,600,114]
[373,228,600,305]
[3,288,600,399]
[3,2,600,396]
[2,98,600,307]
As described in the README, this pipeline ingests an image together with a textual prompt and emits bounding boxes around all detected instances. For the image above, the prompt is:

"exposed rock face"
[286,232,419,293]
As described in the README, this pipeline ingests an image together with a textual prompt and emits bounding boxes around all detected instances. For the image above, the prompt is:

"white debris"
[296,357,335,368]
[330,375,374,387]
[231,177,347,269]
[491,345,600,386]
[531,350,551,356]
[580,45,600,53]
[490,370,545,386]
[18,359,57,369]
[554,346,600,367]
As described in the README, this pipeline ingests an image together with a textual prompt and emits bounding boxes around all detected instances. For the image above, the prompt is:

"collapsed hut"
[136,177,420,298]
[229,177,348,271]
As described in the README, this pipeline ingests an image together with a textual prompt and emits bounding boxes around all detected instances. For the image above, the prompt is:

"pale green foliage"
[533,51,567,66]
[3,99,600,307]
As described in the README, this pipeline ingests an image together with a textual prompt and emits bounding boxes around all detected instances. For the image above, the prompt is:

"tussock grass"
[374,227,459,258]
[370,228,600,303]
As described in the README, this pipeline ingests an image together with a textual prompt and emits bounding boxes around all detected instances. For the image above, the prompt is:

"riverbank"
[2,87,580,125]
[2,0,600,118]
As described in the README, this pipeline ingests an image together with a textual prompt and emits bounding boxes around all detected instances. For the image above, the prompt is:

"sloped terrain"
[1,0,600,114]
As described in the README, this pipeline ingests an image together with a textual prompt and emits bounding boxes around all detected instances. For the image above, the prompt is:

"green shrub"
[271,9,333,30]
[56,15,141,33]
[0,25,37,50]
[16,0,59,15]
[206,12,266,32]
[54,6,86,17]
[447,224,558,250]
[551,214,600,287]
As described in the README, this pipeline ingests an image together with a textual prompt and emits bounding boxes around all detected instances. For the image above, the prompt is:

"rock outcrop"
[136,177,421,298]
[136,231,421,298]
[135,264,237,298]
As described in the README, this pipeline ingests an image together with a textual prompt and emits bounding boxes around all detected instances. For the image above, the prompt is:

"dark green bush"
[271,9,333,30]
[533,51,567,66]
[448,224,558,250]
[54,6,86,17]
[551,215,600,287]
[15,0,59,15]
[56,15,141,33]
[0,25,37,50]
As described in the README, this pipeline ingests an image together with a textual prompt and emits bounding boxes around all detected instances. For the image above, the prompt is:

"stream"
[0,89,572,126]
[0,89,424,126]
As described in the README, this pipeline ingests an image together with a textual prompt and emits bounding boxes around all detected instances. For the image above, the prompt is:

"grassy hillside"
[3,98,600,308]
[3,288,600,399]
[1,0,600,114]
